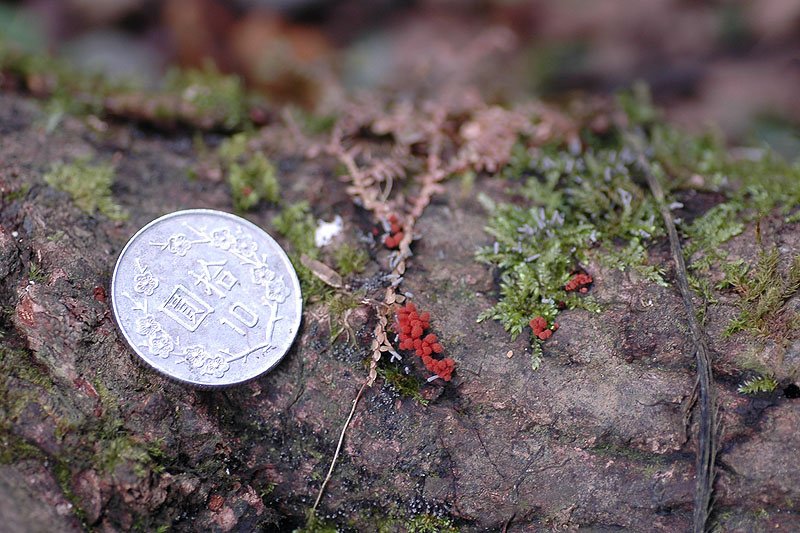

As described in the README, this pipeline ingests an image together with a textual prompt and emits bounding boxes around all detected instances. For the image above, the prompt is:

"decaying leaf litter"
[2,35,800,532]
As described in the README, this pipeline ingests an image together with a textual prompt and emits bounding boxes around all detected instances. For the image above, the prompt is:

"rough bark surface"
[1,92,799,531]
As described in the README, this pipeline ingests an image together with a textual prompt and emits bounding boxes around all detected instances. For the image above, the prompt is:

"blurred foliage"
[163,62,248,130]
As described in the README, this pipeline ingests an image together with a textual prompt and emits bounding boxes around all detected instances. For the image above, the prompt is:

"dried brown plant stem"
[312,379,369,513]
[637,149,716,533]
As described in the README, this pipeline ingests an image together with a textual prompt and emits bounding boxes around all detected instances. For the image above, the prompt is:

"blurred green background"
[1,0,799,155]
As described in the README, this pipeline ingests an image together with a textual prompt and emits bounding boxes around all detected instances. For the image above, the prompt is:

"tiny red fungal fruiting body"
[565,272,593,293]
[395,302,455,381]
[383,214,404,249]
[529,315,558,341]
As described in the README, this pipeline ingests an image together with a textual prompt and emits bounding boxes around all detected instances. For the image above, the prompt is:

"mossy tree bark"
[1,92,799,532]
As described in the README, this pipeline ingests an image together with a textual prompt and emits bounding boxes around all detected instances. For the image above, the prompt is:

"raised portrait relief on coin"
[111,209,302,387]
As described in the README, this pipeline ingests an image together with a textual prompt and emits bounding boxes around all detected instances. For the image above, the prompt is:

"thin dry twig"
[312,379,369,513]
[635,138,716,533]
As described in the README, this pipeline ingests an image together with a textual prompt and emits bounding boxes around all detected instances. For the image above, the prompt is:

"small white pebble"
[506,350,513,359]
[11,231,19,238]
[314,215,343,247]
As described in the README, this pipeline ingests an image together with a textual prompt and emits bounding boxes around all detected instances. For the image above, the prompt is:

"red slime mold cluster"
[565,272,593,293]
[396,302,455,381]
[383,214,404,249]
[530,315,558,340]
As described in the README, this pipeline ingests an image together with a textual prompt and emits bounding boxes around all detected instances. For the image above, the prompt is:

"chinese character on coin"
[111,209,302,387]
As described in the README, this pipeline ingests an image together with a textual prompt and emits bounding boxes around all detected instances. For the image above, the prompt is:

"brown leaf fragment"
[300,254,343,288]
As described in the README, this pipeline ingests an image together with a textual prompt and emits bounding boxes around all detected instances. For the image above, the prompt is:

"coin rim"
[110,208,303,388]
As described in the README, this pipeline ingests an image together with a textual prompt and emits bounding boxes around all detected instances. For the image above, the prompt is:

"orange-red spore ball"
[565,272,593,293]
[383,214,404,249]
[395,302,456,381]
[530,315,557,341]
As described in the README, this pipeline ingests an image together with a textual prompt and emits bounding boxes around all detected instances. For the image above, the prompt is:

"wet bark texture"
[1,92,799,532]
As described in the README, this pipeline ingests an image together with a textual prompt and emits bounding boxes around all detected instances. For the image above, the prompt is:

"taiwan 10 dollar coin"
[111,209,302,387]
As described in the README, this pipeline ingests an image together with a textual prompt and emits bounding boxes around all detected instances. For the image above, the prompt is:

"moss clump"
[0,347,54,392]
[164,62,248,130]
[720,247,800,336]
[43,159,127,221]
[99,435,165,476]
[326,291,363,343]
[376,365,428,405]
[53,459,88,526]
[28,262,46,283]
[618,82,800,265]
[737,374,778,395]
[229,152,280,212]
[405,514,459,533]
[333,243,369,276]
[478,83,800,371]
[477,145,661,356]
[273,201,317,256]
[217,133,280,212]
[294,510,338,533]
[272,201,329,302]
[0,435,43,464]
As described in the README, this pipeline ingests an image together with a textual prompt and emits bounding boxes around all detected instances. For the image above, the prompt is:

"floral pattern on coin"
[148,329,175,358]
[133,272,158,295]
[211,228,236,250]
[235,234,258,259]
[251,264,275,285]
[166,234,192,256]
[264,275,291,304]
[183,345,231,378]
[135,314,160,336]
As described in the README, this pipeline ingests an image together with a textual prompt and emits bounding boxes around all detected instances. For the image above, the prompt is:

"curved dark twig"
[635,144,717,533]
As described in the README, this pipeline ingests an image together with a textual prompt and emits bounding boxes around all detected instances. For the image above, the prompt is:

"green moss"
[682,203,744,272]
[99,435,164,476]
[1,183,30,203]
[0,435,43,464]
[737,374,778,395]
[0,36,131,131]
[720,247,800,336]
[294,509,338,533]
[333,243,369,277]
[327,291,363,343]
[478,84,800,372]
[43,159,127,221]
[273,201,330,302]
[477,145,660,358]
[228,152,280,212]
[405,514,458,533]
[53,459,88,526]
[28,262,46,283]
[376,365,428,406]
[218,132,249,163]
[273,201,317,255]
[0,346,54,392]
[164,62,247,130]
[288,107,337,136]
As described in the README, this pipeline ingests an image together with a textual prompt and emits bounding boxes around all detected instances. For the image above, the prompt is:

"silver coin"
[110,209,302,387]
